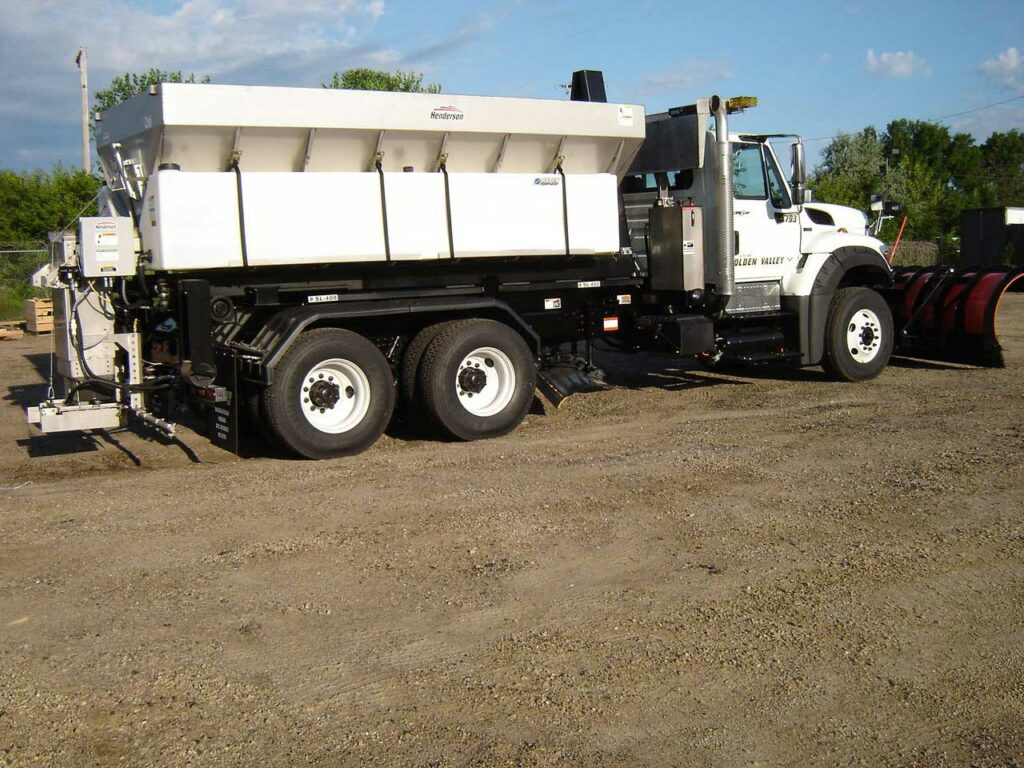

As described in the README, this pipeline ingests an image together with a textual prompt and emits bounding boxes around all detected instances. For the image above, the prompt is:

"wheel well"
[254,297,542,385]
[797,247,894,366]
[838,264,893,290]
[305,308,540,359]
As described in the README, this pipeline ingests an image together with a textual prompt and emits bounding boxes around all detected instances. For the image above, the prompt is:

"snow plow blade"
[889,265,1024,367]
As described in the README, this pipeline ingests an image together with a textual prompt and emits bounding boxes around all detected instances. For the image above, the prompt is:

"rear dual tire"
[399,321,448,420]
[415,319,536,441]
[262,320,535,457]
[262,328,395,459]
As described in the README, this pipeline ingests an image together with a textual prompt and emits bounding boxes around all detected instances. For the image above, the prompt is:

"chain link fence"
[0,242,48,321]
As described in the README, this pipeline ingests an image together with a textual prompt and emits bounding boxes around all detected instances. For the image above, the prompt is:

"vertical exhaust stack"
[710,95,734,310]
[569,70,608,103]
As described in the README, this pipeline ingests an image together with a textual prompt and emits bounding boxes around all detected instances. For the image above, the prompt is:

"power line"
[929,94,1024,123]
[802,93,1024,144]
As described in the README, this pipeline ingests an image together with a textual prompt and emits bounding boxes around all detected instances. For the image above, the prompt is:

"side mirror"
[791,140,807,205]
[883,200,902,215]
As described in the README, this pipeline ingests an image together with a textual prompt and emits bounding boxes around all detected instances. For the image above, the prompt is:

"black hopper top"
[570,70,607,103]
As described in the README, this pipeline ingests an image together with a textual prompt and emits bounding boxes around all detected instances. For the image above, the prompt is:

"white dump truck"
[27,71,1022,458]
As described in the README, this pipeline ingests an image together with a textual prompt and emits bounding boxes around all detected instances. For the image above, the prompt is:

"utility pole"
[75,48,90,174]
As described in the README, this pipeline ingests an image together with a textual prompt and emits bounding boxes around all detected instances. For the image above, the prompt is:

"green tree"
[981,129,1024,207]
[0,166,101,244]
[897,158,947,240]
[92,68,211,114]
[0,166,101,318]
[810,118,1023,242]
[884,120,952,180]
[322,68,441,93]
[879,119,990,236]
[946,132,984,194]
[809,127,906,238]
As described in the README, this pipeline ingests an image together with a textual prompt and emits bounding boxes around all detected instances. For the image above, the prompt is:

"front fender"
[802,231,884,258]
[782,244,893,365]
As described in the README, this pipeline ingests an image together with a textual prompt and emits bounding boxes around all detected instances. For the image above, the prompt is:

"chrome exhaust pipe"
[710,95,734,309]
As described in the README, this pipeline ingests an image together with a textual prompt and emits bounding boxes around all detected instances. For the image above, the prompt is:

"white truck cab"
[623,97,894,375]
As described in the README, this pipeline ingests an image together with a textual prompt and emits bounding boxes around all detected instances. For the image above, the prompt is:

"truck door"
[731,142,801,281]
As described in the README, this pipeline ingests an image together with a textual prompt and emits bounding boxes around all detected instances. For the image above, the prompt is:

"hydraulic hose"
[65,280,177,403]
[119,277,148,311]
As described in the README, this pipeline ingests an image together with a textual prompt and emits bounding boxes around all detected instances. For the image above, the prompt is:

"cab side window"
[732,144,767,199]
[764,148,792,209]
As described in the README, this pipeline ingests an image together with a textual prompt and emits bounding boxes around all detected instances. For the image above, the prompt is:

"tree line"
[810,119,1024,244]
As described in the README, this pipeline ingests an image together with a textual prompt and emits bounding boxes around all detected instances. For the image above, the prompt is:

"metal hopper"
[94,84,645,271]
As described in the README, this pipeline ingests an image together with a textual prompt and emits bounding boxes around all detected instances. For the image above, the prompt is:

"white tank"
[98,84,645,270]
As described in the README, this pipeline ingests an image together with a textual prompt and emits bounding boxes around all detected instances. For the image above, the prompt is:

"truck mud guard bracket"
[250,296,542,385]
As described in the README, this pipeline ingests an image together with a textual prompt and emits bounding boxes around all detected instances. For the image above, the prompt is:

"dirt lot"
[1,298,1022,768]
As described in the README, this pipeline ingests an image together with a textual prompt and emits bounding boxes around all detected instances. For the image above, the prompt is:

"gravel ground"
[1,296,1022,768]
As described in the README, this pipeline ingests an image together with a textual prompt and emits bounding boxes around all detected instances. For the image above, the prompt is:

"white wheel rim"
[846,308,883,364]
[455,346,516,417]
[299,358,371,434]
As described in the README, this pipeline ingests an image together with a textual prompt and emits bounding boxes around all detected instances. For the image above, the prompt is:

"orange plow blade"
[888,265,1024,366]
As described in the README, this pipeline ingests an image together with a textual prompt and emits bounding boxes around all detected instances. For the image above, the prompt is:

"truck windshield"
[732,144,767,199]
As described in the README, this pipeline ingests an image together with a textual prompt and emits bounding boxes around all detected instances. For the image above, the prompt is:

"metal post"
[75,48,90,174]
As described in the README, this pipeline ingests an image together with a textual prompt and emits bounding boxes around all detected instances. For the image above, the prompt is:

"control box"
[78,217,136,277]
[647,204,704,292]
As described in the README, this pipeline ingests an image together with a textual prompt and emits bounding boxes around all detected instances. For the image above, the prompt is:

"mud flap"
[203,346,241,455]
[889,265,1024,366]
[537,360,608,408]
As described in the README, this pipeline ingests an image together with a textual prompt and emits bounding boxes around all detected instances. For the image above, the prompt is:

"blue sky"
[1,0,1022,171]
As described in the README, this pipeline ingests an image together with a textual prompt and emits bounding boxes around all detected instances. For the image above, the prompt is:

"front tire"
[262,328,395,459]
[822,287,893,382]
[418,319,536,441]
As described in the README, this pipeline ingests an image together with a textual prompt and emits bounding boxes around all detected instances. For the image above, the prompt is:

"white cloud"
[980,46,1024,93]
[1,1,388,78]
[819,52,833,63]
[0,0,507,168]
[639,59,734,96]
[401,11,496,66]
[865,49,931,78]
[363,0,385,21]
[0,0,392,129]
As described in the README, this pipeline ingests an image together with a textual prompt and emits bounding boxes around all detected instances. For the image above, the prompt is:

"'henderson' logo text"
[430,106,464,121]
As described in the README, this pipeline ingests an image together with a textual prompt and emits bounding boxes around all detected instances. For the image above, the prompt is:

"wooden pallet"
[0,328,24,341]
[25,298,54,335]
